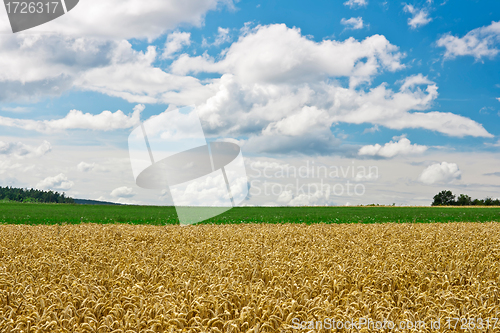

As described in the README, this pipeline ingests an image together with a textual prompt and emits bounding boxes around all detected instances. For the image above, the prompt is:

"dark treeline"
[432,190,500,206]
[0,186,74,204]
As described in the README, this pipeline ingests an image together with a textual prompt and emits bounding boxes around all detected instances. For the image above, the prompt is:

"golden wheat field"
[1,223,500,332]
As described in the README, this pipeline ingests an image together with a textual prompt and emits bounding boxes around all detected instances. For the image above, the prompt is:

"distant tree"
[472,198,484,206]
[432,190,500,206]
[456,194,472,206]
[0,186,74,204]
[432,190,456,206]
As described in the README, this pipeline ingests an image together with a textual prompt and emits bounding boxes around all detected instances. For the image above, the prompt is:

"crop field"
[2,202,500,224]
[1,222,500,332]
[1,203,500,332]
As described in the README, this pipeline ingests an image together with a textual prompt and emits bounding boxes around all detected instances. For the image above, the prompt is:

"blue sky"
[0,0,499,206]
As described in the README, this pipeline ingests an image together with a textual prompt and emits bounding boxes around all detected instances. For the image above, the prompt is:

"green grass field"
[1,202,500,224]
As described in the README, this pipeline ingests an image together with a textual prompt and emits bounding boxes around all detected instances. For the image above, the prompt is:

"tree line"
[432,190,500,206]
[0,186,74,204]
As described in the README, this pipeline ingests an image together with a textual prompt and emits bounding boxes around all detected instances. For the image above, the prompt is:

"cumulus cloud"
[191,72,491,144]
[171,24,405,84]
[437,21,500,60]
[165,24,495,151]
[263,106,329,136]
[75,44,214,104]
[403,4,432,29]
[0,35,116,102]
[398,73,433,90]
[0,140,51,158]
[167,25,488,144]
[214,27,231,46]
[341,17,365,30]
[0,104,143,133]
[343,0,368,8]
[162,32,191,59]
[77,162,95,172]
[329,75,492,138]
[277,188,331,206]
[36,173,74,190]
[111,186,135,198]
[418,162,461,184]
[245,131,342,155]
[358,137,427,158]
[0,20,492,159]
[0,35,210,104]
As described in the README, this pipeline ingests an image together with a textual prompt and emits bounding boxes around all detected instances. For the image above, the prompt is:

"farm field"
[2,202,500,224]
[1,223,500,332]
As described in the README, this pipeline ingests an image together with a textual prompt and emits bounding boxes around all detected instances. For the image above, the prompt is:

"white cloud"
[288,191,331,206]
[0,160,23,175]
[0,35,116,102]
[111,186,135,198]
[1,106,31,113]
[403,4,432,29]
[497,97,500,102]
[0,104,143,133]
[354,171,379,181]
[358,137,427,158]
[75,43,214,104]
[190,71,491,145]
[341,17,365,30]
[162,32,191,59]
[0,21,491,160]
[0,140,51,158]
[200,28,231,49]
[214,27,231,46]
[437,21,500,60]
[36,173,74,191]
[171,24,405,85]
[169,173,232,206]
[276,188,331,206]
[329,75,492,138]
[363,125,379,134]
[0,0,234,40]
[263,106,329,136]
[485,139,500,147]
[164,24,493,153]
[0,34,210,104]
[244,131,341,155]
[343,0,368,8]
[418,162,461,184]
[398,73,433,90]
[77,162,96,172]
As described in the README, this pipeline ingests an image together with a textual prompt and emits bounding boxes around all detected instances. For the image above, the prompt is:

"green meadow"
[1,202,500,225]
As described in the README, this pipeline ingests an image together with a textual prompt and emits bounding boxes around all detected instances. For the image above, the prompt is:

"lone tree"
[432,190,456,206]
